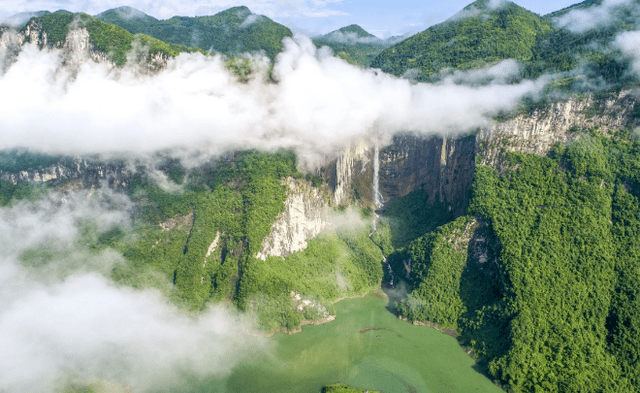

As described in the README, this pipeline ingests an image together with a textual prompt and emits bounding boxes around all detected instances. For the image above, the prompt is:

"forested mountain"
[371,0,553,79]
[3,1,640,392]
[312,24,389,66]
[23,10,204,66]
[95,6,292,59]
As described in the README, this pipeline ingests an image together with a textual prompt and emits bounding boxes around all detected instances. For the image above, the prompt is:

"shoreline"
[248,288,385,337]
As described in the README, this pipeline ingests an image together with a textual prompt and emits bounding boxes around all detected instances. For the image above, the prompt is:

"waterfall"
[373,144,384,208]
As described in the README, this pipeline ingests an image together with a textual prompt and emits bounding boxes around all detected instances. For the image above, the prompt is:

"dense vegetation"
[371,0,553,80]
[312,24,389,67]
[321,383,380,393]
[398,129,640,392]
[28,11,204,66]
[96,6,292,59]
[2,149,383,332]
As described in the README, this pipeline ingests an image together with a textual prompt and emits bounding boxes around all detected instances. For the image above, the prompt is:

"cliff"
[0,156,133,191]
[256,177,331,259]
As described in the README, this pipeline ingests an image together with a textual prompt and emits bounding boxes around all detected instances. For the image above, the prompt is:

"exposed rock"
[0,27,25,72]
[159,207,194,232]
[378,133,476,217]
[0,157,133,191]
[325,140,370,206]
[256,177,330,260]
[477,91,639,170]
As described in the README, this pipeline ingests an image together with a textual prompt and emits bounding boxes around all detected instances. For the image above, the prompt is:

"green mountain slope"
[96,6,293,59]
[370,0,553,79]
[522,0,639,83]
[392,126,640,392]
[313,24,389,66]
[27,11,204,66]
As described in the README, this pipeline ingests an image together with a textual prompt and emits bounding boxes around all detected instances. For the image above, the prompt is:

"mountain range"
[2,0,640,392]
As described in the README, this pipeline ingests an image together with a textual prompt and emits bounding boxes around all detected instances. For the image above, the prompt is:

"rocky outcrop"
[0,157,133,191]
[378,133,476,217]
[324,141,371,206]
[477,91,639,169]
[256,177,331,260]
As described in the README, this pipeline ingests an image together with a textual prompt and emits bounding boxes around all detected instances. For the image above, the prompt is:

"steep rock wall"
[477,91,640,169]
[0,157,133,191]
[378,133,476,217]
[256,177,331,260]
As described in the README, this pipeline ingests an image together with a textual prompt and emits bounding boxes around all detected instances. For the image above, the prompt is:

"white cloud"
[0,34,547,168]
[614,30,640,74]
[554,0,638,33]
[0,190,268,393]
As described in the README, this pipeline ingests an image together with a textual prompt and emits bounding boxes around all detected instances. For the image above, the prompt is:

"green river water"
[187,291,503,393]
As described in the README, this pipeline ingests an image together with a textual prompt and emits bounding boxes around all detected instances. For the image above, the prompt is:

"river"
[185,291,503,393]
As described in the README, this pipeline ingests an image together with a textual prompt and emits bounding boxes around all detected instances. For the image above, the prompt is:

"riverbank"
[248,289,386,337]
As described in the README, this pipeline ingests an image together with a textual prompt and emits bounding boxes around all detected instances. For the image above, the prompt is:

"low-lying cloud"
[554,0,639,33]
[0,190,267,393]
[0,33,547,167]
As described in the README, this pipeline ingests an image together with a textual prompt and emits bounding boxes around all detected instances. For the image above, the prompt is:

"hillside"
[371,0,553,79]
[25,10,204,66]
[313,24,389,66]
[96,6,293,59]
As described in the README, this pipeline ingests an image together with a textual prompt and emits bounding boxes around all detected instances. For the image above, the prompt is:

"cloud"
[0,190,268,393]
[317,31,383,44]
[614,30,640,74]
[0,33,548,168]
[553,0,638,33]
[446,0,509,22]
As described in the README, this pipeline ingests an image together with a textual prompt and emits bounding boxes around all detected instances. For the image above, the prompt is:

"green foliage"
[96,6,293,59]
[0,179,48,206]
[313,25,389,67]
[321,383,380,393]
[237,225,383,330]
[371,0,553,79]
[395,216,475,329]
[380,189,454,249]
[29,12,203,66]
[0,150,61,173]
[400,130,640,391]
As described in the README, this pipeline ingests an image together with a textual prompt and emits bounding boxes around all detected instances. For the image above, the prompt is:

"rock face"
[378,133,476,217]
[324,141,371,206]
[477,91,639,169]
[321,91,639,219]
[256,177,331,260]
[0,157,133,191]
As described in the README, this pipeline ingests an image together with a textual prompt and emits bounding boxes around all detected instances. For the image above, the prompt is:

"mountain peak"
[336,24,376,38]
[96,6,157,22]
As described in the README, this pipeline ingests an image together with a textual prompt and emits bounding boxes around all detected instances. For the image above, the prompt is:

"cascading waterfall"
[373,144,384,209]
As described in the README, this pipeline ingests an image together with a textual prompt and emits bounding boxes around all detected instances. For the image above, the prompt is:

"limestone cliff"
[477,91,640,169]
[0,157,133,191]
[256,177,331,260]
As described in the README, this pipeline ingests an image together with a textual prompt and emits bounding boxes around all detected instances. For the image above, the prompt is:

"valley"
[2,0,640,392]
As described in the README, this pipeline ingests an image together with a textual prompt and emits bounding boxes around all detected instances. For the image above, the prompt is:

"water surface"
[195,291,503,393]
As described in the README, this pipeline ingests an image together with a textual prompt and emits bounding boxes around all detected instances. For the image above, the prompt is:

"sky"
[1,0,586,37]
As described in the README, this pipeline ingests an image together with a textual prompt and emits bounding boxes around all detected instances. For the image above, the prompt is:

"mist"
[0,190,268,393]
[0,33,548,168]
[554,0,638,33]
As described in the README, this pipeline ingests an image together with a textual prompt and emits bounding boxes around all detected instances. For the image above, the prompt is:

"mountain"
[313,24,389,67]
[370,0,553,79]
[95,6,292,59]
[94,6,160,33]
[1,10,49,27]
[24,10,203,66]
